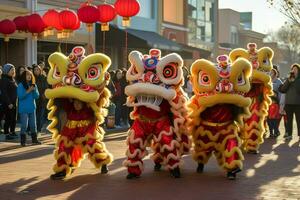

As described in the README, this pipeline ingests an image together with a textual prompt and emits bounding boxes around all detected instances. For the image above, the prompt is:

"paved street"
[0,121,299,200]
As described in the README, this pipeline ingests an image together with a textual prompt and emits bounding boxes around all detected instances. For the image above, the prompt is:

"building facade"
[0,0,98,68]
[0,0,219,70]
[218,9,266,55]
[186,0,218,59]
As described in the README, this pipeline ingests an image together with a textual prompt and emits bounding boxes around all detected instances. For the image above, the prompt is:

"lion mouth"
[45,86,102,104]
[125,83,176,111]
[126,95,164,111]
[200,104,243,123]
[136,95,163,106]
[129,95,163,111]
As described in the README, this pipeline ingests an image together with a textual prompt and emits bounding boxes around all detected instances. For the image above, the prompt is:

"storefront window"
[163,0,184,25]
[188,0,216,44]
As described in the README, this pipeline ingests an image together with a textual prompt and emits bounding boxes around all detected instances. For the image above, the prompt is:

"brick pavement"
[0,122,299,200]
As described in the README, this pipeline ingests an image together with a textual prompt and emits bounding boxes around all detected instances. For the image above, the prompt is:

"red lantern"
[59,9,78,37]
[114,0,140,27]
[74,19,81,30]
[77,3,99,32]
[43,9,60,36]
[13,16,28,33]
[27,14,46,39]
[0,19,16,42]
[98,4,116,31]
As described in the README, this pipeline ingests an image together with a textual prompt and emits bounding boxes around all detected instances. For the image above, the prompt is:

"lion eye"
[163,63,178,79]
[86,64,102,80]
[53,65,61,79]
[262,59,269,65]
[198,71,210,86]
[237,73,245,85]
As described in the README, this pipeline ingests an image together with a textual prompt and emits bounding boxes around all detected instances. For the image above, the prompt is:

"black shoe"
[284,134,292,140]
[20,134,26,147]
[101,164,109,174]
[227,171,236,180]
[5,134,15,140]
[126,173,140,179]
[197,163,204,173]
[31,133,41,145]
[227,168,241,180]
[11,133,18,138]
[170,167,181,178]
[247,149,259,154]
[154,163,162,171]
[50,171,67,180]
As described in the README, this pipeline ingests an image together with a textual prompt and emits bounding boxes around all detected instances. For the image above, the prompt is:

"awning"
[95,24,210,59]
[96,24,182,51]
[181,44,211,59]
[126,28,182,51]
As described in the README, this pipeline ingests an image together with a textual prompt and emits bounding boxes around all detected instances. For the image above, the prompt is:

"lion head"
[188,55,252,128]
[45,46,111,139]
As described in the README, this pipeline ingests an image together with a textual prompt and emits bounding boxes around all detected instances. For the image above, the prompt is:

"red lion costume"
[123,49,190,179]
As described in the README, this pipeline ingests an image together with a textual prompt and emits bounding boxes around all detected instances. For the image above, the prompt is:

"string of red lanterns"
[27,14,46,39]
[78,3,99,32]
[0,19,16,42]
[0,0,140,41]
[98,4,116,31]
[114,0,140,27]
[43,9,60,37]
[13,16,28,33]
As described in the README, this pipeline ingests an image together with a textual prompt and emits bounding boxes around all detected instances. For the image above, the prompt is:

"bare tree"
[268,24,300,63]
[267,0,300,26]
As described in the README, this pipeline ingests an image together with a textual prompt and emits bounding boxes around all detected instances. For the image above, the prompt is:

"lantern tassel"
[4,34,10,42]
[86,24,93,32]
[48,29,54,36]
[102,30,106,53]
[122,17,130,27]
[125,28,128,68]
[101,23,109,31]
[5,39,8,63]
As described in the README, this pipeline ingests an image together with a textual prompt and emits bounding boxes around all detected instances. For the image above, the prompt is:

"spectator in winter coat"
[16,65,27,84]
[279,63,300,139]
[0,65,3,133]
[17,69,41,146]
[33,64,49,133]
[0,64,18,140]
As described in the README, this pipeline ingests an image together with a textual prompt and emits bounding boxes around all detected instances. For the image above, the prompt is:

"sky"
[219,0,288,34]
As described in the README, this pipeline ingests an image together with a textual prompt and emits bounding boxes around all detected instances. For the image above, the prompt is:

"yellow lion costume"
[229,43,273,154]
[45,46,113,180]
[188,55,252,179]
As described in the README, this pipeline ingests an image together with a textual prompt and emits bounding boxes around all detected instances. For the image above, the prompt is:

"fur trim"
[125,83,176,101]
[127,51,145,82]
[123,160,144,171]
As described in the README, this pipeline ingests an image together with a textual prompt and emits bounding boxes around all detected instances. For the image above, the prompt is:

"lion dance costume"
[188,55,252,179]
[230,43,273,154]
[45,46,113,180]
[123,49,190,179]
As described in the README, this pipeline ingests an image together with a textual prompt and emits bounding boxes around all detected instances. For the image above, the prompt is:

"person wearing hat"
[0,63,18,140]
